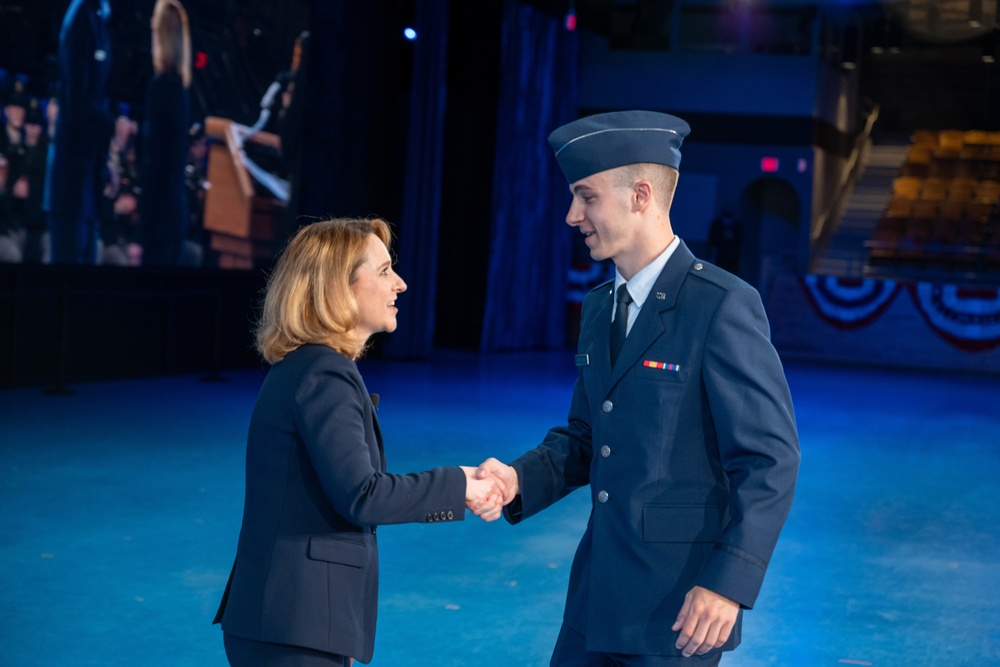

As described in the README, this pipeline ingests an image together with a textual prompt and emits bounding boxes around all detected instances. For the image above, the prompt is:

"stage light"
[403,27,417,41]
[194,51,208,70]
[761,157,779,173]
[565,1,577,31]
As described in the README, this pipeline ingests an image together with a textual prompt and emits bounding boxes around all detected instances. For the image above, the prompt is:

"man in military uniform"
[476,110,800,666]
[46,0,117,264]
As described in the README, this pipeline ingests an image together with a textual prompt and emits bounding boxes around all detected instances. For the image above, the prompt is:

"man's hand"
[671,586,738,657]
[475,458,519,505]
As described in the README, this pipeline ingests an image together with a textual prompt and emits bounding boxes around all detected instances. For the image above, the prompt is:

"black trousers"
[551,625,724,667]
[223,633,351,667]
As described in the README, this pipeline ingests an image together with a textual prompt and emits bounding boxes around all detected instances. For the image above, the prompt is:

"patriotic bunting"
[799,275,902,330]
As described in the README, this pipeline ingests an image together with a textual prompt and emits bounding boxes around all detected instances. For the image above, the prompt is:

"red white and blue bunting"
[908,283,1000,353]
[799,275,902,331]
[799,275,1000,352]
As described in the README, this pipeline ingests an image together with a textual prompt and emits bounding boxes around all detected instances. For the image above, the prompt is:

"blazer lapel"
[609,240,695,387]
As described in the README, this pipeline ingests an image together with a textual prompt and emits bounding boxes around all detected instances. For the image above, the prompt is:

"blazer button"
[597,490,609,503]
[426,513,433,522]
[602,400,613,413]
[600,445,611,458]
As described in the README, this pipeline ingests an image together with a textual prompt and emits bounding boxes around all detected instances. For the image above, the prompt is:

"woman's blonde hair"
[255,217,393,364]
[152,0,192,88]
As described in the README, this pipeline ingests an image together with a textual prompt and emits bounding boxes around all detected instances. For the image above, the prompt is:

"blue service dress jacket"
[214,344,467,664]
[504,240,800,657]
[47,0,117,264]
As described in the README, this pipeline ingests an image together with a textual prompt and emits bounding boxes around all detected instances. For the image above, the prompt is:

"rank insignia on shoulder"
[643,360,680,371]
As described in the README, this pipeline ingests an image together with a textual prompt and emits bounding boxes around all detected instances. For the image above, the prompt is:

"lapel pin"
[655,292,666,300]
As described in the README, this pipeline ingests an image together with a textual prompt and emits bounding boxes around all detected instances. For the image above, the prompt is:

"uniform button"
[694,262,704,271]
[600,445,611,458]
[446,510,454,520]
[597,490,609,503]
[602,400,613,413]
[426,514,432,522]
[371,526,377,534]
[434,512,441,521]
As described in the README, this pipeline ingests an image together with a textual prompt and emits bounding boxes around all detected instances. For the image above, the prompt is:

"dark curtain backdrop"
[299,2,410,227]
[480,1,579,351]
[383,0,450,359]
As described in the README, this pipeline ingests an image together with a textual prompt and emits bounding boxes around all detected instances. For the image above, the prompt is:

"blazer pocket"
[643,504,722,543]
[635,363,687,383]
[308,536,367,568]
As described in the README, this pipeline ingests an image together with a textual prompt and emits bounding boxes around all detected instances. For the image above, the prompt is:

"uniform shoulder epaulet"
[588,278,614,296]
[688,258,745,291]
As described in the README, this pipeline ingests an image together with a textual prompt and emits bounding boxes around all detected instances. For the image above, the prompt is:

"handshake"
[461,458,519,522]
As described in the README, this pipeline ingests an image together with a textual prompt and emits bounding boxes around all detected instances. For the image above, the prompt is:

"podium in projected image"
[202,116,289,269]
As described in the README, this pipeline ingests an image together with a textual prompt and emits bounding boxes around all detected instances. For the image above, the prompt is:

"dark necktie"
[610,284,632,367]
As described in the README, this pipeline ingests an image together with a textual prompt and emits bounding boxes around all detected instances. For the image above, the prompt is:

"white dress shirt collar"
[613,235,680,321]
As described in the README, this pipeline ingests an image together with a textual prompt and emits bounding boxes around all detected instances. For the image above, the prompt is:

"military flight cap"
[547,110,691,184]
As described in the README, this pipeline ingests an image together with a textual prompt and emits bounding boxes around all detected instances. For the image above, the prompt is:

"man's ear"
[632,180,653,212]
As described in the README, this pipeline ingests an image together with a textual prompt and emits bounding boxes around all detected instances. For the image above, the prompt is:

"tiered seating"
[869,129,1000,271]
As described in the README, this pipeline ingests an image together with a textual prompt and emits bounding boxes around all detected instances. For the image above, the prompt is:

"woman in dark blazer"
[139,0,191,266]
[214,217,502,666]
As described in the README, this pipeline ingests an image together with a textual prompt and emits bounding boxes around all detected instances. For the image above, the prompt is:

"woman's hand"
[461,466,504,522]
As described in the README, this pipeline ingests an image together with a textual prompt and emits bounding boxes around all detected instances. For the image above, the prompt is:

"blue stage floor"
[2,350,999,666]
